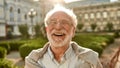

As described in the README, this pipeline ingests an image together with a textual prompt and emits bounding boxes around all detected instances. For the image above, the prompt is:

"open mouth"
[53,33,65,37]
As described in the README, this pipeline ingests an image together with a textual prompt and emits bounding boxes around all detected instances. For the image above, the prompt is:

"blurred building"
[0,0,42,38]
[66,0,110,8]
[71,1,120,32]
[0,0,120,39]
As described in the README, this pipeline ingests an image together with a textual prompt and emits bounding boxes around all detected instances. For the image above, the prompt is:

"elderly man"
[25,5,103,68]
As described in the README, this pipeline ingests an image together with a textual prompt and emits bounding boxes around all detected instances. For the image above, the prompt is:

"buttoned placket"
[47,44,73,68]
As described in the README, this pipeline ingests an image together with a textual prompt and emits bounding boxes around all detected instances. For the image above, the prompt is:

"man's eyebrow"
[49,18,57,20]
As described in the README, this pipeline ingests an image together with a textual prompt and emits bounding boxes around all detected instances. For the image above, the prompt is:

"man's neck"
[50,44,69,62]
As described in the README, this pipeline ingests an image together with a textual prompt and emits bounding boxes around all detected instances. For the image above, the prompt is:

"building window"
[18,9,20,14]
[90,13,94,19]
[24,14,27,20]
[9,7,14,22]
[84,13,89,19]
[103,11,108,18]
[96,12,101,18]
[17,8,21,22]
[110,11,115,17]
[117,10,120,17]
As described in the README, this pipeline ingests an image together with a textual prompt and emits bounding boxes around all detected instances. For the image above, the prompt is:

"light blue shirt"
[25,42,103,68]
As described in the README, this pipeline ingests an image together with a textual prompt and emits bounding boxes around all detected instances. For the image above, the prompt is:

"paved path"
[100,38,120,68]
[6,38,120,68]
[6,51,24,68]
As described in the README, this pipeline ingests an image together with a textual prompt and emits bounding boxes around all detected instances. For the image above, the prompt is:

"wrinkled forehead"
[48,11,73,21]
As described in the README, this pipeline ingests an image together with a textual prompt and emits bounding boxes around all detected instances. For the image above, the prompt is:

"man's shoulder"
[26,48,43,61]
[71,41,98,56]
[72,42,99,66]
[26,43,49,61]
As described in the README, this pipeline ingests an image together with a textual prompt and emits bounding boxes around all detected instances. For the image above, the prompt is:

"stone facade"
[0,0,42,37]
[72,2,120,32]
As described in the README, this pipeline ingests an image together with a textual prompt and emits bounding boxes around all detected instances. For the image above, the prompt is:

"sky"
[64,0,118,3]
[111,0,118,2]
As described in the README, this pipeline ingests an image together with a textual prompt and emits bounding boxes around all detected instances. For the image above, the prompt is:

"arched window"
[18,9,20,14]
[90,13,95,19]
[84,13,89,19]
[117,10,120,17]
[103,11,108,18]
[96,12,101,18]
[9,7,14,21]
[17,8,21,22]
[24,14,27,20]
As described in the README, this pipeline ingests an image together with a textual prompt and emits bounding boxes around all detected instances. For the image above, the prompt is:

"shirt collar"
[47,44,73,61]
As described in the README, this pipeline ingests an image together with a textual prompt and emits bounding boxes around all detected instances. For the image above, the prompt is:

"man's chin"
[50,41,66,47]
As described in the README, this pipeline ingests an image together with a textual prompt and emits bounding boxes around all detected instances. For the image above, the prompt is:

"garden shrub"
[114,30,120,38]
[0,42,10,54]
[101,35,114,44]
[91,36,109,48]
[84,42,103,56]
[0,59,17,68]
[0,47,7,58]
[18,24,29,39]
[19,38,48,60]
[77,24,84,31]
[19,43,41,60]
[72,34,112,55]
[8,41,25,51]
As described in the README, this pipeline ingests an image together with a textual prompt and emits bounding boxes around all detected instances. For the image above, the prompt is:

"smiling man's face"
[46,11,75,47]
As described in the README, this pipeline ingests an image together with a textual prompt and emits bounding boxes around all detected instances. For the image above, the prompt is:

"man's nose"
[54,22,62,30]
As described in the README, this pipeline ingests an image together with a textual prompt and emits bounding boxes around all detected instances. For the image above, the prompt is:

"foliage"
[19,33,114,59]
[19,38,48,60]
[101,35,114,44]
[90,23,97,31]
[113,30,120,38]
[72,34,114,55]
[6,29,13,39]
[34,24,46,38]
[8,41,26,51]
[106,23,113,32]
[34,24,41,37]
[0,42,10,54]
[85,42,103,56]
[18,24,29,39]
[77,24,84,30]
[0,59,17,68]
[0,47,7,58]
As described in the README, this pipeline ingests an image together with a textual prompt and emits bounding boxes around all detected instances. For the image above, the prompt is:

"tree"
[77,23,84,31]
[90,23,97,32]
[106,23,113,32]
[18,24,29,39]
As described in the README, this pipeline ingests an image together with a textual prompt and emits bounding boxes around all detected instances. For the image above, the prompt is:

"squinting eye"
[47,20,57,26]
[61,20,71,25]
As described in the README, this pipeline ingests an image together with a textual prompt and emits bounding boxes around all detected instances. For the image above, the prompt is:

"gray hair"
[44,4,77,27]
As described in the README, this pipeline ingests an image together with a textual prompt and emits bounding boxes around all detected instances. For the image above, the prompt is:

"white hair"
[44,4,77,27]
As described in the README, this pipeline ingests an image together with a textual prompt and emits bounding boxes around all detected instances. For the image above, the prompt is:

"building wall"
[0,0,42,37]
[0,0,6,37]
[72,2,120,32]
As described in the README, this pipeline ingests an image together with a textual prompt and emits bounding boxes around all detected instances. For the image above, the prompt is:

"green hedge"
[19,38,47,60]
[0,59,17,68]
[8,41,25,51]
[19,34,114,59]
[19,43,41,60]
[0,47,7,59]
[0,42,10,54]
[83,42,103,56]
[73,34,114,55]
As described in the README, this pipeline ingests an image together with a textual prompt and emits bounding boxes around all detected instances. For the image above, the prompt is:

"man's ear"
[72,27,76,38]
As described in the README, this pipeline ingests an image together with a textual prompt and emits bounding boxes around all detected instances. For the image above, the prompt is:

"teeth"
[54,33,64,36]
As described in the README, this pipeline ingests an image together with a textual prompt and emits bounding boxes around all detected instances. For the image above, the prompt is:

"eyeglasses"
[47,19,73,26]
